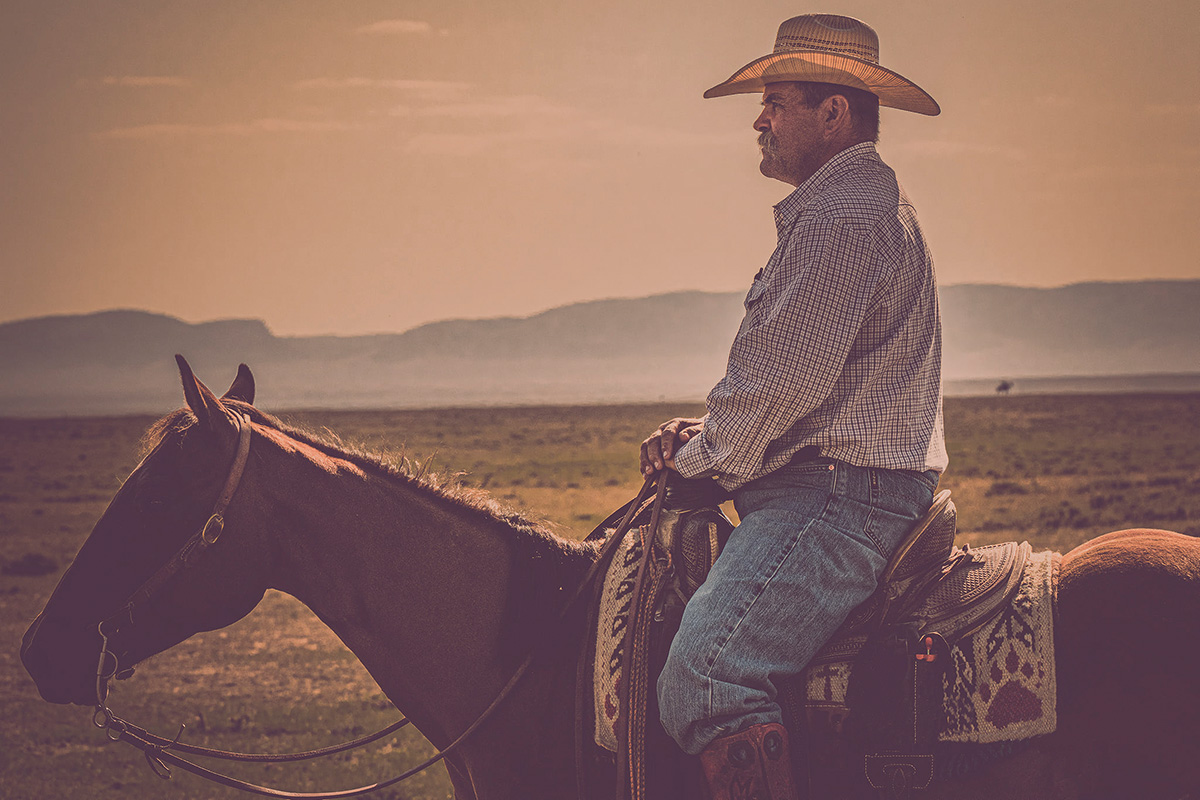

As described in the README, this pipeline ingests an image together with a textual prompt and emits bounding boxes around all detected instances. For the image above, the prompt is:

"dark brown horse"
[21,361,1200,799]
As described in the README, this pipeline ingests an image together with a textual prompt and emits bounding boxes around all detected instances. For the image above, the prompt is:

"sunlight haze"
[3,1,1198,335]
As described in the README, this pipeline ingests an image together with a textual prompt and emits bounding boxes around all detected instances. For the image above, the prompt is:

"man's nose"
[753,110,770,132]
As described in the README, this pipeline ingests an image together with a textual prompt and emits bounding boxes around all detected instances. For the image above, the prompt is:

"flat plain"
[2,394,1197,799]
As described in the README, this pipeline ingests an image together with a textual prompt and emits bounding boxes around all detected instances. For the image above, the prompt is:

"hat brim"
[704,51,940,116]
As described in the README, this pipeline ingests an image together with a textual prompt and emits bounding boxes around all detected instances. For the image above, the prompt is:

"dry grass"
[1,394,1197,798]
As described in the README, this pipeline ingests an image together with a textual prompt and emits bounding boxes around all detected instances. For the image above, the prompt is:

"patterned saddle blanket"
[797,547,1060,744]
[591,490,1061,752]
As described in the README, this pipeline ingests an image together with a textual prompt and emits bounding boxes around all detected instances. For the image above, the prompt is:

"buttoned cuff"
[672,435,714,479]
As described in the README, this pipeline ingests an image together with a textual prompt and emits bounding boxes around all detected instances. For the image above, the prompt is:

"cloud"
[398,93,744,155]
[96,118,365,139]
[1034,94,1078,108]
[293,77,470,95]
[79,76,191,88]
[354,19,438,36]
[893,140,1027,161]
[1056,160,1200,181]
[398,94,570,119]
[1147,103,1200,116]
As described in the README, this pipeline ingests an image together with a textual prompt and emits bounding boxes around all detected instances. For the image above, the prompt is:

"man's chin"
[759,157,801,186]
[759,157,781,181]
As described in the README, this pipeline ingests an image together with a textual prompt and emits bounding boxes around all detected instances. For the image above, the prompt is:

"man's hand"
[640,417,704,477]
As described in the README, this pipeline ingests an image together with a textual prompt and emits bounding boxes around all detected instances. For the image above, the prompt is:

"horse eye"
[135,473,175,512]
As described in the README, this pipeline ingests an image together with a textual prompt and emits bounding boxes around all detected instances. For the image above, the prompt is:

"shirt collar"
[773,141,879,236]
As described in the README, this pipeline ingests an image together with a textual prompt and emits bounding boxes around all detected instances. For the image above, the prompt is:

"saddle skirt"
[591,488,1061,752]
[795,546,1060,744]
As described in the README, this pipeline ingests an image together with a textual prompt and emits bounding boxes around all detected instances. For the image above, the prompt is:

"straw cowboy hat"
[704,14,940,116]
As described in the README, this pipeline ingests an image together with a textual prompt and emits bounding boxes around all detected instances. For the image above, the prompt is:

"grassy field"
[1,394,1197,799]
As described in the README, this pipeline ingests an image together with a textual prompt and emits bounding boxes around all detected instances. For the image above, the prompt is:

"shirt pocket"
[743,277,767,310]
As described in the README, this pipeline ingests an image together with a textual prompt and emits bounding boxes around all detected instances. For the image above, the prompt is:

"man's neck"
[784,135,872,188]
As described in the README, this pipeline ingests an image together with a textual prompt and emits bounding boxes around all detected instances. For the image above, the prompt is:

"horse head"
[22,357,271,705]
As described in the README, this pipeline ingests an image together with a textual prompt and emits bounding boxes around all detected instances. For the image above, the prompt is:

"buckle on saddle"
[201,513,224,545]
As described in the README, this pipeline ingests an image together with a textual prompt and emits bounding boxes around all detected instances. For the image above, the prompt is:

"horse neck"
[242,426,593,745]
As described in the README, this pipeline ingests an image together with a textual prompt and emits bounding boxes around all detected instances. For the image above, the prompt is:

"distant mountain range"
[2,281,1198,415]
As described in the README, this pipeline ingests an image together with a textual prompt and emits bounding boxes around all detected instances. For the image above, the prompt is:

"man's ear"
[824,94,848,125]
[820,94,856,141]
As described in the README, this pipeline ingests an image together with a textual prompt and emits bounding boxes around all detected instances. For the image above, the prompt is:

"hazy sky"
[3,1,1198,336]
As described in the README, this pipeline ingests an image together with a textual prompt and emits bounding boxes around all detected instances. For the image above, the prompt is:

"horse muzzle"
[21,612,106,706]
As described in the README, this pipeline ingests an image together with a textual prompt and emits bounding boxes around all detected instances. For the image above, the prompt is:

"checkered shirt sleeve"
[673,143,947,490]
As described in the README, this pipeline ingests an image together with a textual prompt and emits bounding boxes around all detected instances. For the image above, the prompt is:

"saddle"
[586,479,1035,800]
[807,489,1028,662]
[785,491,1030,798]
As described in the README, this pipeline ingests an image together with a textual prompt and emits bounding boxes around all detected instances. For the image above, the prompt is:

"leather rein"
[88,410,659,798]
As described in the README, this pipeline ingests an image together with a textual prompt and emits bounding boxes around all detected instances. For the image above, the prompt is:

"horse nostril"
[21,614,103,705]
[20,614,52,677]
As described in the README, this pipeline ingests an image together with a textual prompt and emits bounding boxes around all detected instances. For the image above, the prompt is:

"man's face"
[753,83,823,187]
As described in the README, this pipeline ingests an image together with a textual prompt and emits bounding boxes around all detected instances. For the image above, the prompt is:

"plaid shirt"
[674,142,947,491]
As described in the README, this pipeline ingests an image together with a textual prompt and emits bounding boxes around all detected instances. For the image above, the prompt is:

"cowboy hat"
[704,14,940,116]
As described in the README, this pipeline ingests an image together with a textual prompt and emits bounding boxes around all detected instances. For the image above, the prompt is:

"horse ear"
[222,364,256,405]
[175,355,235,435]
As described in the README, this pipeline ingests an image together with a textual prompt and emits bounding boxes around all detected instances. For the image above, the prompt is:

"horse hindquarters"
[1054,529,1200,799]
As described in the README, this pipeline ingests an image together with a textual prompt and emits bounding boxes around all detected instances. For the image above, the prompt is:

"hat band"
[774,33,878,63]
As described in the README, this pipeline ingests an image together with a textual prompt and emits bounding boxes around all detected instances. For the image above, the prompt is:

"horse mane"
[144,403,600,660]
[145,404,572,541]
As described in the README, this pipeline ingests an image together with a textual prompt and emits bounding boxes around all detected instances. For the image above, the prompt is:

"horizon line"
[2,276,1197,337]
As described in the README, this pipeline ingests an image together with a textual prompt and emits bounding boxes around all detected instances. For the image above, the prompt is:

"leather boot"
[699,722,796,800]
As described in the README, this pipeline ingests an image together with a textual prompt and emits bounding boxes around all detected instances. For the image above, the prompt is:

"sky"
[2,0,1198,336]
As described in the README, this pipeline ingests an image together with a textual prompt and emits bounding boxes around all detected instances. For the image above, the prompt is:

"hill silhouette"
[2,281,1197,415]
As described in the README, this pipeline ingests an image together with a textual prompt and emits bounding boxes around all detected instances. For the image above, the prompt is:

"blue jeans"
[657,458,938,755]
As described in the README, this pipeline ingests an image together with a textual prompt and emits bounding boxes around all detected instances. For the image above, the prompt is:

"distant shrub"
[1089,494,1122,510]
[1142,507,1189,523]
[986,480,1030,497]
[1036,504,1092,529]
[2,552,59,577]
[1148,476,1185,487]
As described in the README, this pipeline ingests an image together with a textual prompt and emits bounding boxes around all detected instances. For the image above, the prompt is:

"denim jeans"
[656,458,938,755]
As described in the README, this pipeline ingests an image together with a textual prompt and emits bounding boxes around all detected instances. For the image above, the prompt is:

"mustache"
[758,131,776,153]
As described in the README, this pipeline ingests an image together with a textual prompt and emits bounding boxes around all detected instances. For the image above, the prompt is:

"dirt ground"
[2,395,1197,798]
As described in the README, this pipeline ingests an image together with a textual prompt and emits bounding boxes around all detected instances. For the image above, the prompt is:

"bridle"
[86,410,659,797]
[94,409,254,707]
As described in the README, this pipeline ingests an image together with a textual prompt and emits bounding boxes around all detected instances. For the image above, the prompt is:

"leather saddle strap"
[615,476,670,800]
[576,477,661,800]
